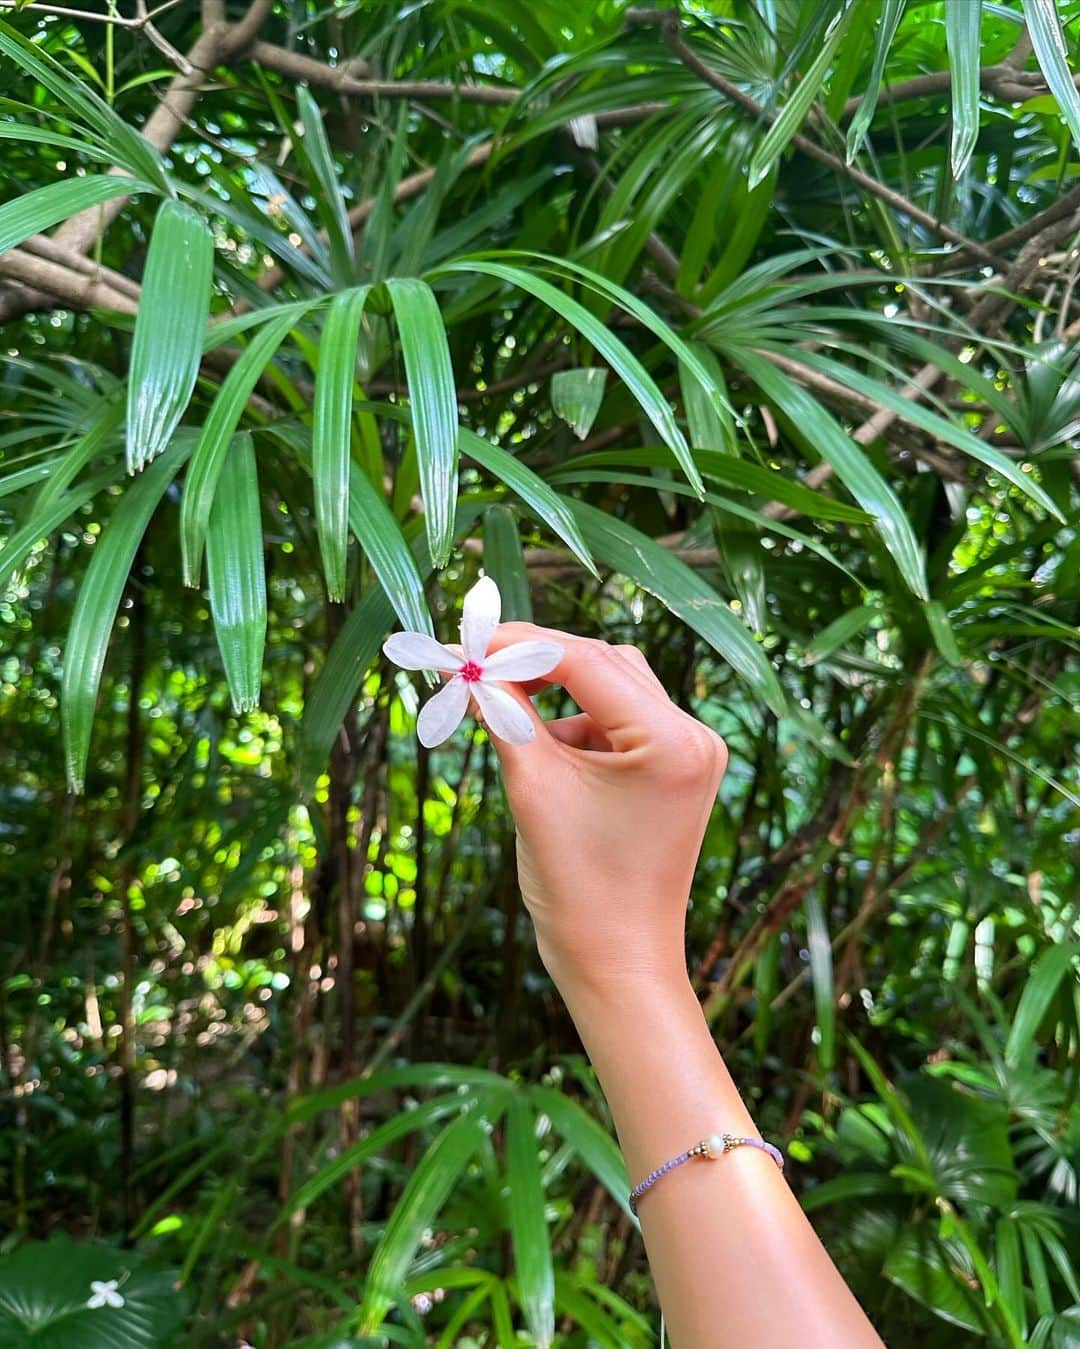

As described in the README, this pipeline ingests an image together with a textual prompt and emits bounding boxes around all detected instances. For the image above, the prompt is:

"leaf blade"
[385,277,459,568]
[206,433,266,714]
[311,285,371,600]
[126,198,214,472]
[506,1094,555,1349]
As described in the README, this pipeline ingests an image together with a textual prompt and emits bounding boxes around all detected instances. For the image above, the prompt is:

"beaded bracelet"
[629,1132,784,1216]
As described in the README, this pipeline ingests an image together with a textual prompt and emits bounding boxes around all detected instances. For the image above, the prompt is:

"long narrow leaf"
[570,500,787,716]
[805,893,835,1073]
[529,1086,631,1219]
[483,505,532,621]
[1024,0,1080,157]
[436,259,704,496]
[946,0,982,178]
[845,0,906,162]
[1004,942,1079,1066]
[730,350,927,598]
[0,175,152,255]
[295,85,356,285]
[460,427,595,573]
[312,286,371,600]
[747,9,850,189]
[61,442,188,792]
[206,433,266,714]
[127,199,214,472]
[359,1106,498,1334]
[385,277,459,568]
[792,350,1065,521]
[0,21,168,188]
[181,308,311,585]
[506,1094,555,1349]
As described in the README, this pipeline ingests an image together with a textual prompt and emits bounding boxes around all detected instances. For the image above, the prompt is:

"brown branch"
[839,64,1069,121]
[0,249,138,315]
[249,41,514,104]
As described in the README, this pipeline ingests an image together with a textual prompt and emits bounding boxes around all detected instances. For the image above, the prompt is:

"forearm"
[560,967,885,1349]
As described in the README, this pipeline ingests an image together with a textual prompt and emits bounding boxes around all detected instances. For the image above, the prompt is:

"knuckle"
[654,717,722,781]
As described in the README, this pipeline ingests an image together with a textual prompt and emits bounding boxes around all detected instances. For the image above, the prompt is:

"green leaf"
[529,1086,631,1219]
[62,441,188,792]
[680,344,736,455]
[344,462,433,637]
[800,1172,905,1212]
[747,9,851,189]
[206,433,266,715]
[126,199,214,472]
[311,286,371,600]
[791,350,1065,523]
[298,502,486,785]
[551,367,607,439]
[384,278,459,568]
[805,604,879,663]
[730,351,927,598]
[483,505,532,621]
[805,892,835,1073]
[0,175,152,255]
[995,1219,1027,1340]
[924,600,961,667]
[0,472,114,592]
[946,0,982,178]
[558,446,870,523]
[284,1094,468,1218]
[506,1095,555,1349]
[845,0,906,163]
[1005,942,1079,1067]
[295,85,356,285]
[0,21,169,188]
[1024,0,1080,158]
[569,500,787,716]
[460,428,595,574]
[884,1229,990,1334]
[181,307,310,585]
[437,258,704,496]
[359,1105,498,1334]
[0,1235,186,1348]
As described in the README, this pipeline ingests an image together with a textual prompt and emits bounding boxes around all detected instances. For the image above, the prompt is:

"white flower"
[383,576,562,748]
[86,1279,125,1309]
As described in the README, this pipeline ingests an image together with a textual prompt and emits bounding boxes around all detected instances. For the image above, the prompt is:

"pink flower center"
[460,659,484,683]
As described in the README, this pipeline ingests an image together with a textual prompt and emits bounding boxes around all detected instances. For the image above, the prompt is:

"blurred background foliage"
[0,0,1078,1345]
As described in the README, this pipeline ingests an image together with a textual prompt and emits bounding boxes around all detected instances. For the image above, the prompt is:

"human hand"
[481,623,727,1001]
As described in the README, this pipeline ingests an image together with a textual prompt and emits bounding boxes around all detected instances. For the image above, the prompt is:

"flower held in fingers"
[383,576,562,747]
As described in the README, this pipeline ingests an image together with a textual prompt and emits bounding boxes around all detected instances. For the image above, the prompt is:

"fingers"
[546,713,614,752]
[486,622,668,738]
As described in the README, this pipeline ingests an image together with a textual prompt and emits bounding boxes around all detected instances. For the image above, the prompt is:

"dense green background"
[1,1,1078,1345]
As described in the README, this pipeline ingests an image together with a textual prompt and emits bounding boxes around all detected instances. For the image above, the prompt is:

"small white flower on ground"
[86,1279,125,1309]
[383,576,562,748]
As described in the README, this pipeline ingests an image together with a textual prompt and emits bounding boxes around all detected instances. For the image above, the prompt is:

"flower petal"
[472,681,536,745]
[460,575,501,661]
[416,675,470,748]
[383,632,463,672]
[482,640,563,682]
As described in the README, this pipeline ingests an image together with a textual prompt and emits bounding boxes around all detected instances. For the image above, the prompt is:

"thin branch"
[0,248,138,314]
[248,41,513,104]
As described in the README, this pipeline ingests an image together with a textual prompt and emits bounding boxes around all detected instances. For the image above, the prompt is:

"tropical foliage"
[0,1,1078,1346]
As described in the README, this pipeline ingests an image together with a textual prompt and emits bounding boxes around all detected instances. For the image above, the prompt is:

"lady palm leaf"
[946,0,982,179]
[181,306,318,586]
[723,349,928,599]
[311,286,372,601]
[61,441,188,792]
[206,433,266,715]
[0,176,153,255]
[127,200,215,473]
[384,277,460,569]
[1023,0,1080,156]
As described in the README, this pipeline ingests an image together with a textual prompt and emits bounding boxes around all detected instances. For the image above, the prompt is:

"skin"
[480,622,886,1349]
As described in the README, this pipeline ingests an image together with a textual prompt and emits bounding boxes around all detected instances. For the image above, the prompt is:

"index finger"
[487,621,667,737]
